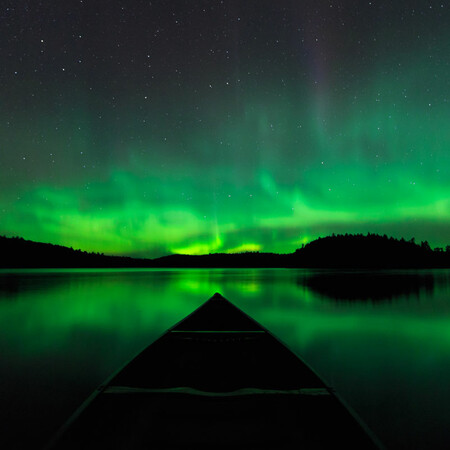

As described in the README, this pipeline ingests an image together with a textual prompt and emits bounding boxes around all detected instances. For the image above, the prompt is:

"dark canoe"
[47,293,384,449]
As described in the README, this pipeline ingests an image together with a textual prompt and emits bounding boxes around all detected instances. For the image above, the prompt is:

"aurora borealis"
[1,1,449,257]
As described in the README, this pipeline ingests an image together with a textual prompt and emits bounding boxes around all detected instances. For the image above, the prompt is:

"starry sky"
[1,0,449,257]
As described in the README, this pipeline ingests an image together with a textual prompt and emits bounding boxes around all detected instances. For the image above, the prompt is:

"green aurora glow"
[1,2,449,257]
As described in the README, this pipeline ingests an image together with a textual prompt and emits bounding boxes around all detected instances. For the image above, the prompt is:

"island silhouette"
[1,233,449,269]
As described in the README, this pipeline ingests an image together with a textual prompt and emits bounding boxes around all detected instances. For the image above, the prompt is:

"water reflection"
[0,271,71,299]
[295,271,437,302]
[0,268,449,450]
[3,268,448,304]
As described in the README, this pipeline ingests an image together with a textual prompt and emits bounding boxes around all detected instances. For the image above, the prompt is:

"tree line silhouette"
[292,232,450,268]
[0,236,149,268]
[1,233,449,269]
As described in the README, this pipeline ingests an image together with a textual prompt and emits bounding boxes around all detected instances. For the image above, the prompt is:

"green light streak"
[1,50,449,256]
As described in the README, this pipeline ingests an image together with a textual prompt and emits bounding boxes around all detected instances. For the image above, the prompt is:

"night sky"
[1,1,449,257]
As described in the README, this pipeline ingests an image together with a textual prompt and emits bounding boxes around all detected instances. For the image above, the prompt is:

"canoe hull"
[47,293,383,449]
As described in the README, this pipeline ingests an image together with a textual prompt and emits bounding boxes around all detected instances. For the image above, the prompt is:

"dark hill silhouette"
[0,233,449,269]
[290,233,448,268]
[153,252,286,268]
[0,236,152,268]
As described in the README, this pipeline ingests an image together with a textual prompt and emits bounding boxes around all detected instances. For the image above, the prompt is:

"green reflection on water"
[0,268,450,450]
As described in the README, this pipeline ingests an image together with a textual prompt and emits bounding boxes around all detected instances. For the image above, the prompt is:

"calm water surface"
[1,268,449,449]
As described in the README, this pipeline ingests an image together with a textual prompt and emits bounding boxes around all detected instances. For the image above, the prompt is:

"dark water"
[0,268,449,449]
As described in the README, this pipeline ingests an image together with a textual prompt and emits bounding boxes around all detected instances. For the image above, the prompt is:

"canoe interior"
[47,293,383,449]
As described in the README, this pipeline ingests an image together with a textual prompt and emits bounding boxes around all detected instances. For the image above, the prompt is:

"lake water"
[1,268,449,449]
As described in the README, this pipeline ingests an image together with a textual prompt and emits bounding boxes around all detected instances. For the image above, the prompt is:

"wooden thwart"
[103,386,332,396]
[170,330,265,333]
